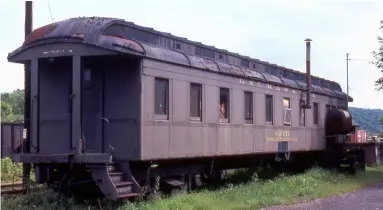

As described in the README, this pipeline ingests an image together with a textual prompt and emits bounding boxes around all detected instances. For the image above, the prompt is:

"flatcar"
[8,17,364,201]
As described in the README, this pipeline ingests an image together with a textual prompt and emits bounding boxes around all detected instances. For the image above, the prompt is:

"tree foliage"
[1,89,24,123]
[349,107,383,134]
[372,20,383,91]
[1,101,15,122]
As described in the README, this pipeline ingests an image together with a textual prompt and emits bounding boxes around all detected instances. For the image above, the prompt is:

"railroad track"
[1,182,23,196]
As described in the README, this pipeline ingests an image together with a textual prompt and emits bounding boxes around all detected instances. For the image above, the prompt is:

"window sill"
[154,114,168,121]
[219,119,230,124]
[244,120,253,125]
[190,117,202,122]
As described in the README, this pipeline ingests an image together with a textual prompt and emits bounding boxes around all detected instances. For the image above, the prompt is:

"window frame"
[265,94,274,125]
[219,87,230,123]
[244,91,253,124]
[313,102,319,125]
[154,77,169,120]
[283,98,292,126]
[190,83,202,122]
[299,100,306,127]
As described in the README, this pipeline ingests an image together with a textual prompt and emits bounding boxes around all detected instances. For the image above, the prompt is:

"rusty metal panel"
[8,17,349,97]
[280,78,300,89]
[311,85,326,95]
[296,81,308,90]
[142,44,190,66]
[241,68,265,81]
[97,35,146,55]
[263,72,283,84]
[187,55,219,72]
[323,87,337,97]
[216,62,245,76]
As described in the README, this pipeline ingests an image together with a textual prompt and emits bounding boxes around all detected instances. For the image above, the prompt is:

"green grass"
[2,165,383,210]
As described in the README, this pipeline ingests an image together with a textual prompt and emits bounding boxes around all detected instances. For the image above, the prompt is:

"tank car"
[7,17,363,201]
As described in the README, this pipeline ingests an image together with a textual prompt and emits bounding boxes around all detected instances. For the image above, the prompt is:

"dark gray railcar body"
[7,16,356,201]
[7,17,349,164]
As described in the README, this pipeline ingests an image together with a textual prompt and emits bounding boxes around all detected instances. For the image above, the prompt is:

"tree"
[1,89,25,122]
[380,117,383,138]
[1,89,24,116]
[1,101,15,122]
[372,20,383,91]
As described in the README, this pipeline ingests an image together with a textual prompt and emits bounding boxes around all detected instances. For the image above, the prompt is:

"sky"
[0,0,382,109]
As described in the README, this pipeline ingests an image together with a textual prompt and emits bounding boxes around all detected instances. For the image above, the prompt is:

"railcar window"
[202,48,215,59]
[313,102,319,125]
[104,25,123,37]
[283,98,292,126]
[195,46,202,56]
[154,78,169,117]
[123,26,134,39]
[134,29,151,43]
[219,88,230,123]
[265,95,273,125]
[299,100,306,127]
[175,43,181,50]
[244,91,253,124]
[241,59,249,68]
[190,83,202,121]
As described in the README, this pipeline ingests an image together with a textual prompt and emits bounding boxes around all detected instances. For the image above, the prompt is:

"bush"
[1,157,23,183]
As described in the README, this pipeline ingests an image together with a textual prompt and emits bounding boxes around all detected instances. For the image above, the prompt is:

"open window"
[283,98,292,126]
[266,95,273,125]
[244,91,253,124]
[219,88,230,123]
[154,78,169,120]
[190,83,202,121]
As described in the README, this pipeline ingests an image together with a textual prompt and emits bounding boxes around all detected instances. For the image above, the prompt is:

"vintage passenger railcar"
[8,17,362,200]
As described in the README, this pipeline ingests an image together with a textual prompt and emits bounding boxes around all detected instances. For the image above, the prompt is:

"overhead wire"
[48,2,54,23]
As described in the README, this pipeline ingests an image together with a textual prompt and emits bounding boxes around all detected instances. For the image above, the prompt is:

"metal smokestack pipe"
[305,38,312,109]
[23,1,33,193]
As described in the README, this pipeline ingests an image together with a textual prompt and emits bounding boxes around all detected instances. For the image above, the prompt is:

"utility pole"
[23,1,33,193]
[346,53,349,109]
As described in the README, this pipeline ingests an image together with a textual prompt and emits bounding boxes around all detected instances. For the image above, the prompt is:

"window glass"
[190,83,202,120]
[244,91,253,123]
[266,95,273,124]
[155,78,169,116]
[219,88,230,122]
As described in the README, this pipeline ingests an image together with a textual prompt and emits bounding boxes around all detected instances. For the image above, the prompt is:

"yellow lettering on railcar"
[265,130,298,142]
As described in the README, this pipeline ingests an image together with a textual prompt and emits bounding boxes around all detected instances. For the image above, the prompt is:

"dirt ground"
[264,183,383,210]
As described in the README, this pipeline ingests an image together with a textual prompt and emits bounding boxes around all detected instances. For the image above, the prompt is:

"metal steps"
[89,162,140,201]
